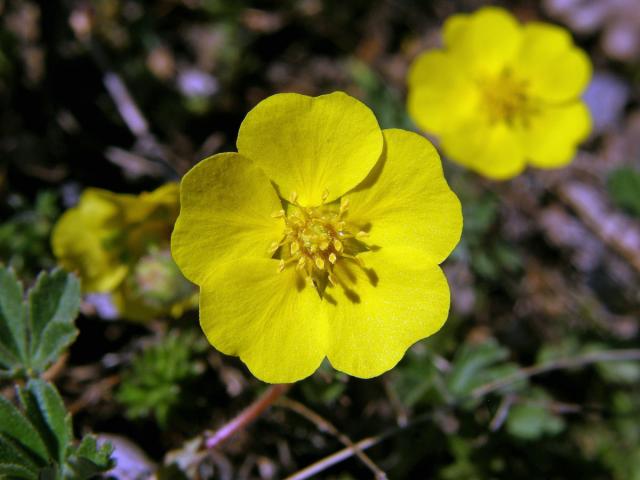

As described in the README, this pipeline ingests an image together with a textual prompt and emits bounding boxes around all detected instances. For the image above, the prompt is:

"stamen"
[273,200,370,290]
[269,241,280,253]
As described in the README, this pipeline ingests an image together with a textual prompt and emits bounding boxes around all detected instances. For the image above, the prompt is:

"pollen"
[273,195,367,285]
[479,69,537,125]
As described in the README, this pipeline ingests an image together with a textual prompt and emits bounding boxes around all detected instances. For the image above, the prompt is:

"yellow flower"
[407,6,592,179]
[52,183,196,321]
[171,92,462,383]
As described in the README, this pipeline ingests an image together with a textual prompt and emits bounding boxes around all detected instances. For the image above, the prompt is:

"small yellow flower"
[171,92,462,383]
[408,6,592,179]
[52,183,196,321]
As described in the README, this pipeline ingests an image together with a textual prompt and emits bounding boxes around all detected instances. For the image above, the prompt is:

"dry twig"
[206,384,291,449]
[278,397,388,480]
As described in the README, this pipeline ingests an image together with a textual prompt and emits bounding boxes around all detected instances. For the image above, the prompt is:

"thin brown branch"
[278,398,388,480]
[556,181,640,274]
[205,384,291,449]
[285,433,384,480]
[287,348,640,479]
[471,348,640,399]
[284,413,434,480]
[489,393,515,432]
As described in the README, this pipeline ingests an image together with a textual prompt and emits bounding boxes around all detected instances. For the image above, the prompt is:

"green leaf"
[506,389,565,440]
[0,267,27,369]
[0,380,113,479]
[0,433,40,476]
[20,380,73,465]
[608,167,640,217]
[0,267,81,379]
[116,331,203,427]
[446,338,516,399]
[28,270,80,373]
[0,396,49,463]
[0,462,39,479]
[64,436,114,480]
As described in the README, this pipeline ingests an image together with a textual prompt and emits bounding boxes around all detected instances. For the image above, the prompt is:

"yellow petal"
[441,121,526,180]
[171,152,284,285]
[324,247,450,378]
[442,13,471,49]
[345,129,462,264]
[237,92,383,206]
[51,189,129,292]
[516,23,592,102]
[407,51,480,135]
[200,258,328,383]
[445,7,522,76]
[520,102,591,168]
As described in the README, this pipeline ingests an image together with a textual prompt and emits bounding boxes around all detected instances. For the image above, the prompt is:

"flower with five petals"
[171,92,462,383]
[408,6,592,179]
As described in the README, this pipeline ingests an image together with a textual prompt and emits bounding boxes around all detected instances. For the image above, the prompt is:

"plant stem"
[205,384,291,449]
[471,348,640,399]
[278,397,388,479]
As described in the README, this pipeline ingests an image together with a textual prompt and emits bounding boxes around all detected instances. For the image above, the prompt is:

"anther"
[333,238,343,252]
[315,257,325,270]
[290,242,299,255]
[356,231,369,239]
[321,189,330,203]
[328,253,337,264]
[289,191,298,204]
[271,209,285,218]
[339,198,349,214]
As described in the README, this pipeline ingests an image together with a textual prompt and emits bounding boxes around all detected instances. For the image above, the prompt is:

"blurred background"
[1,0,640,478]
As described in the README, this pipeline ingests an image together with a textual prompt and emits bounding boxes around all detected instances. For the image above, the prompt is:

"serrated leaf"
[21,380,72,465]
[0,433,40,476]
[31,322,78,373]
[0,268,81,378]
[0,267,27,370]
[28,270,80,373]
[74,436,113,470]
[64,436,114,479]
[0,396,49,463]
[0,462,38,479]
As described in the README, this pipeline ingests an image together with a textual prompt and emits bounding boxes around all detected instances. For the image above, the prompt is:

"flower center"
[272,195,367,287]
[480,69,536,125]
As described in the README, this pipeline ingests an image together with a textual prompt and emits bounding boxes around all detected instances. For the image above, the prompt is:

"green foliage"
[117,331,205,427]
[0,191,60,277]
[506,389,566,440]
[0,267,80,380]
[451,185,522,281]
[0,379,113,479]
[446,338,523,406]
[607,167,640,217]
